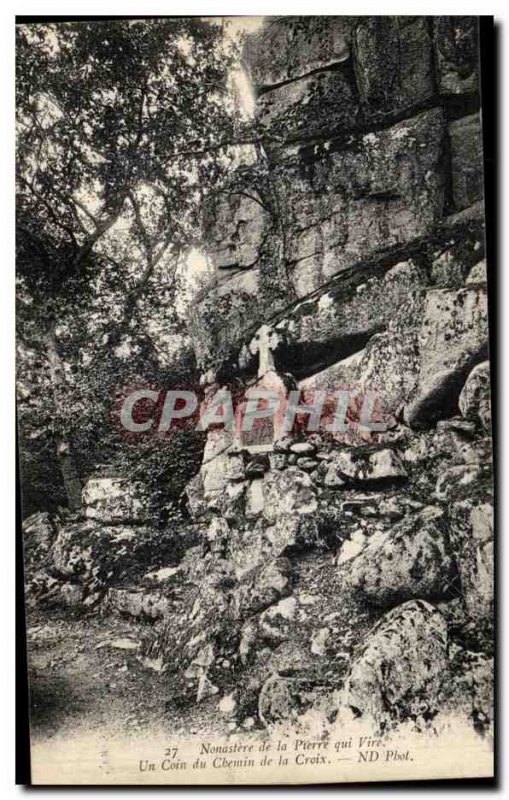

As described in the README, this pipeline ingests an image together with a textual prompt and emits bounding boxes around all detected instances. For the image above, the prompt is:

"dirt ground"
[26,608,223,744]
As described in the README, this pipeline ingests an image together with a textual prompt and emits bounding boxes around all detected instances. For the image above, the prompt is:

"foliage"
[16,18,245,512]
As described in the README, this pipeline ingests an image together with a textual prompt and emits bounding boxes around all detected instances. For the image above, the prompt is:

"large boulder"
[448,498,494,631]
[204,191,271,273]
[358,273,488,424]
[356,207,486,417]
[343,600,448,727]
[458,361,491,432]
[50,522,185,598]
[404,287,488,426]
[344,506,455,606]
[262,466,317,524]
[440,647,493,734]
[51,521,104,583]
[244,17,353,90]
[449,114,484,212]
[433,16,479,96]
[82,477,149,524]
[22,511,57,571]
[232,558,293,618]
[323,446,407,489]
[246,17,434,139]
[272,259,429,378]
[272,108,445,290]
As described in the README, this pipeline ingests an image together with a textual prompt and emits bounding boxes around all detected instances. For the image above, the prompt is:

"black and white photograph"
[14,13,495,785]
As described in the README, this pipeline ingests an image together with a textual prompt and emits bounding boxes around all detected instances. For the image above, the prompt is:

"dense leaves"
[16,18,244,514]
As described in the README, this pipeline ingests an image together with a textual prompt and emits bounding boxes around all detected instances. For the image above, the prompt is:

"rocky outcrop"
[404,287,488,426]
[433,16,480,96]
[175,15,491,738]
[343,600,448,728]
[344,506,456,607]
[449,496,494,632]
[459,361,491,432]
[82,477,150,524]
[26,16,492,742]
[245,17,436,141]
[244,17,352,90]
[25,514,200,613]
[322,446,407,488]
[22,511,57,572]
[191,15,484,385]
[358,283,488,424]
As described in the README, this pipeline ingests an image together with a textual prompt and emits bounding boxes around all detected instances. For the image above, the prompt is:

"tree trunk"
[45,327,83,511]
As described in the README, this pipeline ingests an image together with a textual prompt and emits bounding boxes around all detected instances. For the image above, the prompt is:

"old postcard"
[17,15,494,784]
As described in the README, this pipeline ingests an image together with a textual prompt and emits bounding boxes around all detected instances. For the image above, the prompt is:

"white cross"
[249,324,280,377]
